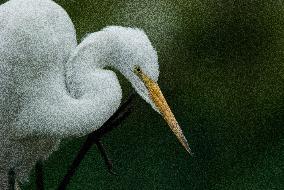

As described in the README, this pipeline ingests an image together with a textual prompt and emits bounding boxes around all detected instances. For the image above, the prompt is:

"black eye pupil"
[137,68,140,71]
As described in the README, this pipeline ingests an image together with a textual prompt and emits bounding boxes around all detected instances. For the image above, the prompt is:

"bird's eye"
[134,66,142,74]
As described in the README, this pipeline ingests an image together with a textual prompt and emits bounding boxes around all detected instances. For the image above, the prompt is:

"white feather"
[0,0,159,188]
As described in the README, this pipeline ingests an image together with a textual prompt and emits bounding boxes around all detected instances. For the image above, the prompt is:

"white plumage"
[0,0,161,188]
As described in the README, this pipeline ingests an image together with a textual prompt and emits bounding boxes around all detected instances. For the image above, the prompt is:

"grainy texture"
[0,0,160,189]
[0,0,283,190]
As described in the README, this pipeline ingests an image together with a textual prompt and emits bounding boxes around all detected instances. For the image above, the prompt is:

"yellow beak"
[135,69,192,155]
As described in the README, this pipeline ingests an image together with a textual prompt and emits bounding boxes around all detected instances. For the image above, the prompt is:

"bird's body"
[0,0,189,189]
[0,0,123,187]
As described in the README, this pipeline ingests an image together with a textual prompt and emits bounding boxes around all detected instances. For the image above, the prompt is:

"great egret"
[0,0,191,189]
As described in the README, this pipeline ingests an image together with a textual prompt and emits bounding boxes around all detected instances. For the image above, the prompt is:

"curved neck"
[65,32,115,98]
[67,33,111,70]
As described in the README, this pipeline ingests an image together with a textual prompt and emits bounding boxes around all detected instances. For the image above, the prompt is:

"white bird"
[0,0,191,189]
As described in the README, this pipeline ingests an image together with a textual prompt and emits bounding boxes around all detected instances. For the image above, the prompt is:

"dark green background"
[1,0,283,189]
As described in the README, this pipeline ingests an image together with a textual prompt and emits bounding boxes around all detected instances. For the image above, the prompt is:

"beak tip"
[187,148,194,157]
[178,134,193,156]
[184,144,194,157]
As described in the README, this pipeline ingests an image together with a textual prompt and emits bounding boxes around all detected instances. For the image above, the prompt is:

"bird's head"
[84,26,191,154]
[102,26,159,108]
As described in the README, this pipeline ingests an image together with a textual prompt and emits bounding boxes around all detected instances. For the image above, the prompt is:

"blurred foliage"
[0,0,283,189]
